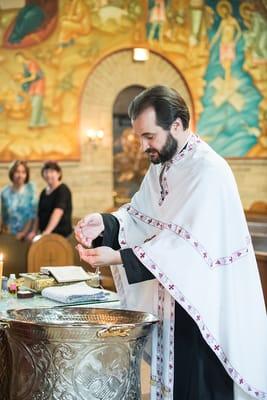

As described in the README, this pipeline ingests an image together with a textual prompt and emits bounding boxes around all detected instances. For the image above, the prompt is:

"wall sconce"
[133,48,149,62]
[86,129,104,147]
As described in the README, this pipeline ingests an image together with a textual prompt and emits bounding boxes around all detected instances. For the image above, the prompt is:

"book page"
[40,266,91,283]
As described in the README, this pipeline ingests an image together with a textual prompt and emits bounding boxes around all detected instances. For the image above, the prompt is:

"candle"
[0,253,3,295]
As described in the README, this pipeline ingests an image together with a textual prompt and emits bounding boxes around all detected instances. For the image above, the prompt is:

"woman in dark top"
[28,161,72,239]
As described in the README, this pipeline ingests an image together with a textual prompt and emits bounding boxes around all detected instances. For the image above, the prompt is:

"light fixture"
[86,129,104,147]
[133,48,149,62]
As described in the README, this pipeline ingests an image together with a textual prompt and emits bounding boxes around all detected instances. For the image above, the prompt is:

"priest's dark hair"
[41,161,62,180]
[128,85,190,130]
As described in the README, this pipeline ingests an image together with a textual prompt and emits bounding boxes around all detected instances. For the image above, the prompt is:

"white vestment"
[111,134,267,400]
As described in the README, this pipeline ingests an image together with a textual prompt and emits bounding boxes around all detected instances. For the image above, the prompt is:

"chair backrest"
[246,201,267,223]
[27,233,74,273]
[249,201,267,214]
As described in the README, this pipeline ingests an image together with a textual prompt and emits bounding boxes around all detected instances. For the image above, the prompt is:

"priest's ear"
[171,118,183,134]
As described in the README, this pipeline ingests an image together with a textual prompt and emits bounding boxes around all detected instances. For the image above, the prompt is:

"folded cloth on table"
[41,282,110,304]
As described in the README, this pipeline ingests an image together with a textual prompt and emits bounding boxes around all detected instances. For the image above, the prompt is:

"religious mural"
[197,0,266,157]
[2,0,58,48]
[0,0,266,162]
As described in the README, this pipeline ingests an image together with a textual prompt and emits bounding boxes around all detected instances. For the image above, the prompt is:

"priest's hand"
[74,213,104,247]
[76,244,122,267]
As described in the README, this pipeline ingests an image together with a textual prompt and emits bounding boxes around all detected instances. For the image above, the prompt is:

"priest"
[76,85,267,400]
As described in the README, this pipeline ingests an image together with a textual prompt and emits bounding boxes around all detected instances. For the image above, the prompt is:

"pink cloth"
[220,43,235,63]
[149,0,166,23]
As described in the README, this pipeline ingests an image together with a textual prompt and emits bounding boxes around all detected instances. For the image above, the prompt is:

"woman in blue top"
[1,160,37,240]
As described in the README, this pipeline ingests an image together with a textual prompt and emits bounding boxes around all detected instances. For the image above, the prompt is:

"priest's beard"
[145,133,178,164]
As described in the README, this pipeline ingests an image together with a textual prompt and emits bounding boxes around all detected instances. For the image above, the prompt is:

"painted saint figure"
[147,0,167,42]
[240,1,267,62]
[15,52,47,128]
[56,0,91,52]
[197,0,263,157]
[210,0,242,84]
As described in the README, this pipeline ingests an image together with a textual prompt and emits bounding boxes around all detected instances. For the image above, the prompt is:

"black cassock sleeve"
[92,213,121,250]
[92,213,155,284]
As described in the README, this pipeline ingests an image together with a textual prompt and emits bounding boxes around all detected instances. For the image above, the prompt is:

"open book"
[41,282,110,304]
[40,266,95,283]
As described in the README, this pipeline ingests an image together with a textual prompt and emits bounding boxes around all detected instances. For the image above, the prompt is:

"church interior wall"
[0,0,266,218]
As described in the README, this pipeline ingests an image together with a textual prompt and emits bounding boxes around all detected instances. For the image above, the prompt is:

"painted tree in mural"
[197,0,263,157]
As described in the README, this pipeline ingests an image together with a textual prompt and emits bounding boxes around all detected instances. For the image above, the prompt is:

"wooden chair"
[250,201,267,214]
[245,201,267,223]
[27,233,74,273]
[246,201,267,309]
